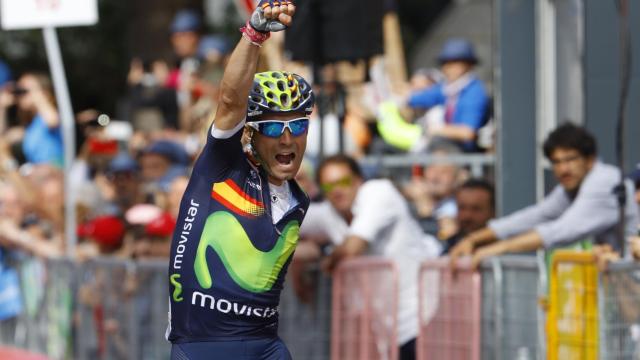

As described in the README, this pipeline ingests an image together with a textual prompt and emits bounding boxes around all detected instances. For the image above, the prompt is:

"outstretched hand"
[250,0,296,32]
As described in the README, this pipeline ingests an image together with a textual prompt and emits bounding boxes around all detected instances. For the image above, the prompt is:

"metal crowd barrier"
[5,252,640,360]
[0,257,76,358]
[0,256,334,360]
[479,255,545,360]
[74,257,170,360]
[599,261,640,359]
[547,250,640,360]
[279,265,332,360]
[547,251,599,360]
[360,153,495,178]
[331,258,398,360]
[417,257,482,360]
[417,255,545,360]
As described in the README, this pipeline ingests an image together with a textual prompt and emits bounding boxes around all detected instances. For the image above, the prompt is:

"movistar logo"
[194,211,299,293]
[170,274,183,302]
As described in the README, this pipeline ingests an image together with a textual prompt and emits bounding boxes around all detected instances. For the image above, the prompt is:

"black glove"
[249,0,292,33]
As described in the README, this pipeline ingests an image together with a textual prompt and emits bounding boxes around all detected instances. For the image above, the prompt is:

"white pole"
[42,26,77,257]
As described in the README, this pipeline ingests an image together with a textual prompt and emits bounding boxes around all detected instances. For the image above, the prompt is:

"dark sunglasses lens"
[259,122,285,138]
[288,119,309,136]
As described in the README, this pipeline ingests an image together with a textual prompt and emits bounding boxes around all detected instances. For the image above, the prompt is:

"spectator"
[178,34,231,135]
[299,154,441,360]
[0,150,63,258]
[166,175,189,219]
[441,179,495,254]
[0,72,63,166]
[374,67,444,153]
[169,10,202,67]
[197,34,231,65]
[126,58,179,131]
[166,9,202,98]
[403,143,465,238]
[407,38,490,152]
[77,215,126,256]
[123,204,174,259]
[377,39,490,153]
[138,140,189,192]
[104,152,145,215]
[450,123,639,268]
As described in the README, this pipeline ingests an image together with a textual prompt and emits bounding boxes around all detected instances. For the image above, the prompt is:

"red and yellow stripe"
[211,179,265,218]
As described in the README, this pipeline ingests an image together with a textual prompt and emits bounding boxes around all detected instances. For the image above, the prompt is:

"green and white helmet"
[246,71,314,121]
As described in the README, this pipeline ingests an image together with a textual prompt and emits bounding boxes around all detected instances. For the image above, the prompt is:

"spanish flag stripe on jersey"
[211,180,265,217]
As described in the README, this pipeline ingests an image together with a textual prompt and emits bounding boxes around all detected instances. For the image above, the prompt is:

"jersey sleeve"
[192,119,246,181]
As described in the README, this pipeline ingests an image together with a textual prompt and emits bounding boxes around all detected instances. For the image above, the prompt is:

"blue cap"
[437,38,478,64]
[170,9,202,33]
[108,152,139,174]
[158,165,189,192]
[141,140,190,166]
[198,35,231,59]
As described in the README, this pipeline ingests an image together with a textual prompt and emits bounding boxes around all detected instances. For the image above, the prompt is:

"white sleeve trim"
[211,119,246,139]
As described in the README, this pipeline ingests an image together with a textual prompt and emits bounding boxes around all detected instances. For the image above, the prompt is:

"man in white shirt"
[450,123,639,268]
[298,155,441,360]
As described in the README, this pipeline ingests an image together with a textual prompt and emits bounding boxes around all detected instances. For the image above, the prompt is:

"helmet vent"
[280,93,290,107]
[269,101,281,111]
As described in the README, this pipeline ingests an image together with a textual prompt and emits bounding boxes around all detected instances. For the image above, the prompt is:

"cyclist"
[166,1,314,358]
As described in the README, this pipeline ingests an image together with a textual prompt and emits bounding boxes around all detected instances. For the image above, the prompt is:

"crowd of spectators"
[0,10,498,266]
[1,7,639,359]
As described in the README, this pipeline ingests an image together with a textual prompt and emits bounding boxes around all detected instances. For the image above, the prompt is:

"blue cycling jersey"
[167,126,309,342]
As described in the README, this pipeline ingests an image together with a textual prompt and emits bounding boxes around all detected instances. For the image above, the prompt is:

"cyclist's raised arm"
[213,0,296,131]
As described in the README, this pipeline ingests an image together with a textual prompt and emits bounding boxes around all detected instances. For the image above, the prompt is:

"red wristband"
[240,21,270,46]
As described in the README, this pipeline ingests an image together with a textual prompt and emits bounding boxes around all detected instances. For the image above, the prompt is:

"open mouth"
[275,153,295,165]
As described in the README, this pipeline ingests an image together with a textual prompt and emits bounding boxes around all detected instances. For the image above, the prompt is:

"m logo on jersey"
[194,211,299,293]
[211,179,265,217]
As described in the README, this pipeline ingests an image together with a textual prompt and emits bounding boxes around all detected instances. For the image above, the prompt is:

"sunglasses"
[248,118,310,138]
[320,176,353,193]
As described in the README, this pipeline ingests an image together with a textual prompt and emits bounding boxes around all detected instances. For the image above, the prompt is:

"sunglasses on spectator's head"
[248,118,310,138]
[320,176,353,193]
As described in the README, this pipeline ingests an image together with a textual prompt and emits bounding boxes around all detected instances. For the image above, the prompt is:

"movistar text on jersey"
[192,291,278,318]
[173,198,200,270]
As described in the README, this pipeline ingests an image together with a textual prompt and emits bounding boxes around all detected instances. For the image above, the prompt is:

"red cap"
[77,216,125,247]
[145,212,176,237]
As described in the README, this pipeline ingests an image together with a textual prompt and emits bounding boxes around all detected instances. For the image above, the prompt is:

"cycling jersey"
[167,122,310,343]
[170,337,292,360]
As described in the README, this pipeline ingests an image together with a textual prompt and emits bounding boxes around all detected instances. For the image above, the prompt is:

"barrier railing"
[547,251,640,360]
[480,255,545,360]
[547,251,599,360]
[5,252,640,359]
[74,257,170,360]
[0,256,333,360]
[599,261,640,359]
[417,257,481,360]
[279,264,332,360]
[331,258,398,360]
[360,153,495,178]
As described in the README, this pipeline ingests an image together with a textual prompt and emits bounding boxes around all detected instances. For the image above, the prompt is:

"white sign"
[1,0,98,30]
